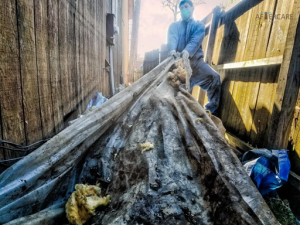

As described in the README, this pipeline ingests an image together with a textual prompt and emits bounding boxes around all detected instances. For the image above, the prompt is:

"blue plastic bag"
[242,149,290,196]
[86,92,107,110]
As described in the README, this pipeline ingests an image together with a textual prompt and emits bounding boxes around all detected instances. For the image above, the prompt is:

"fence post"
[204,6,221,65]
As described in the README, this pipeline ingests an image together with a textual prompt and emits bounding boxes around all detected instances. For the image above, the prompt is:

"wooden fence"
[203,0,299,153]
[143,0,300,164]
[0,0,124,160]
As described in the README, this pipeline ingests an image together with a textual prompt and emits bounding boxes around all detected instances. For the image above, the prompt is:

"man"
[167,0,221,114]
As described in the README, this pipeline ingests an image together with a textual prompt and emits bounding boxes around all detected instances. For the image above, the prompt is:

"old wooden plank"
[34,0,55,139]
[0,0,26,156]
[232,1,253,62]
[267,0,300,149]
[83,0,89,108]
[217,8,238,64]
[211,23,224,65]
[266,0,294,57]
[17,0,42,144]
[48,0,63,133]
[233,69,251,141]
[58,0,71,118]
[90,0,96,100]
[219,69,237,132]
[204,7,221,65]
[99,0,105,96]
[243,0,276,60]
[77,0,84,113]
[212,56,283,70]
[242,67,262,141]
[68,1,77,111]
[225,132,253,152]
[93,0,99,98]
[250,66,279,147]
[230,68,249,139]
[74,0,82,115]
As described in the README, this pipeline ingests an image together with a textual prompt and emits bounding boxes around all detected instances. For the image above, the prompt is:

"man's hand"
[169,50,178,59]
[181,50,189,60]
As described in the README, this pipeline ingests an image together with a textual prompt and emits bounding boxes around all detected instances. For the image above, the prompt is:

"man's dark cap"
[179,0,194,7]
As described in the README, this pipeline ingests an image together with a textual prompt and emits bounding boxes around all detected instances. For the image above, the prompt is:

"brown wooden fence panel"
[0,0,26,159]
[0,0,123,159]
[35,0,55,139]
[48,0,64,134]
[17,0,43,145]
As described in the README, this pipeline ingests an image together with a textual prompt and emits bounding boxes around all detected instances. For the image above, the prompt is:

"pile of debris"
[0,57,278,225]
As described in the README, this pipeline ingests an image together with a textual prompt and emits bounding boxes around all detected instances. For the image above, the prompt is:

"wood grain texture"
[48,0,63,134]
[17,0,42,144]
[0,0,26,152]
[34,0,55,139]
[266,0,294,57]
[267,0,300,149]
[0,0,123,159]
[250,66,279,147]
[58,0,71,117]
[243,0,276,61]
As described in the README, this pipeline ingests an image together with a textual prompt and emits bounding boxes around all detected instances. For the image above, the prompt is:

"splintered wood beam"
[224,132,253,152]
[212,55,283,70]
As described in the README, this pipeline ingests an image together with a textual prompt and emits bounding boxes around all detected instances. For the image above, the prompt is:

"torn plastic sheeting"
[86,92,108,110]
[0,57,279,225]
[242,149,291,196]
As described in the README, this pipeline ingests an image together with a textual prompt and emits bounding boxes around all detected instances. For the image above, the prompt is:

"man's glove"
[169,50,178,59]
[181,50,189,60]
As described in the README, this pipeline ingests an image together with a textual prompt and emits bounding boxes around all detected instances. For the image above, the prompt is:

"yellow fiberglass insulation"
[65,184,110,225]
[167,59,187,88]
[140,142,154,153]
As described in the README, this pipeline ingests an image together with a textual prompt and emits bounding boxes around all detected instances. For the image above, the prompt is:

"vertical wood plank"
[17,0,42,144]
[34,0,55,139]
[48,0,63,133]
[220,69,236,132]
[240,67,262,141]
[266,0,294,57]
[243,0,276,60]
[58,0,71,117]
[250,66,279,147]
[204,7,221,65]
[74,0,82,114]
[211,24,224,65]
[0,0,26,154]
[68,0,77,111]
[78,0,85,112]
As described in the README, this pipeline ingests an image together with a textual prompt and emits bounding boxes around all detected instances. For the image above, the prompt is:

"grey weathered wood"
[267,0,300,149]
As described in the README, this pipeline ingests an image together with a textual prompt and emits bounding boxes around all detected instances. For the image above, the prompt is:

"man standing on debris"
[167,0,221,114]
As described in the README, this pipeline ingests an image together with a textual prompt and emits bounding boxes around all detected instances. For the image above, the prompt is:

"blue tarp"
[242,149,291,196]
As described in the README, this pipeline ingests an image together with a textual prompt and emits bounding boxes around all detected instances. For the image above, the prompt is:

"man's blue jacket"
[167,18,206,63]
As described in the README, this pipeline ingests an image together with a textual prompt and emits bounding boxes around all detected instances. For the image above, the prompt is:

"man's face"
[179,3,194,19]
